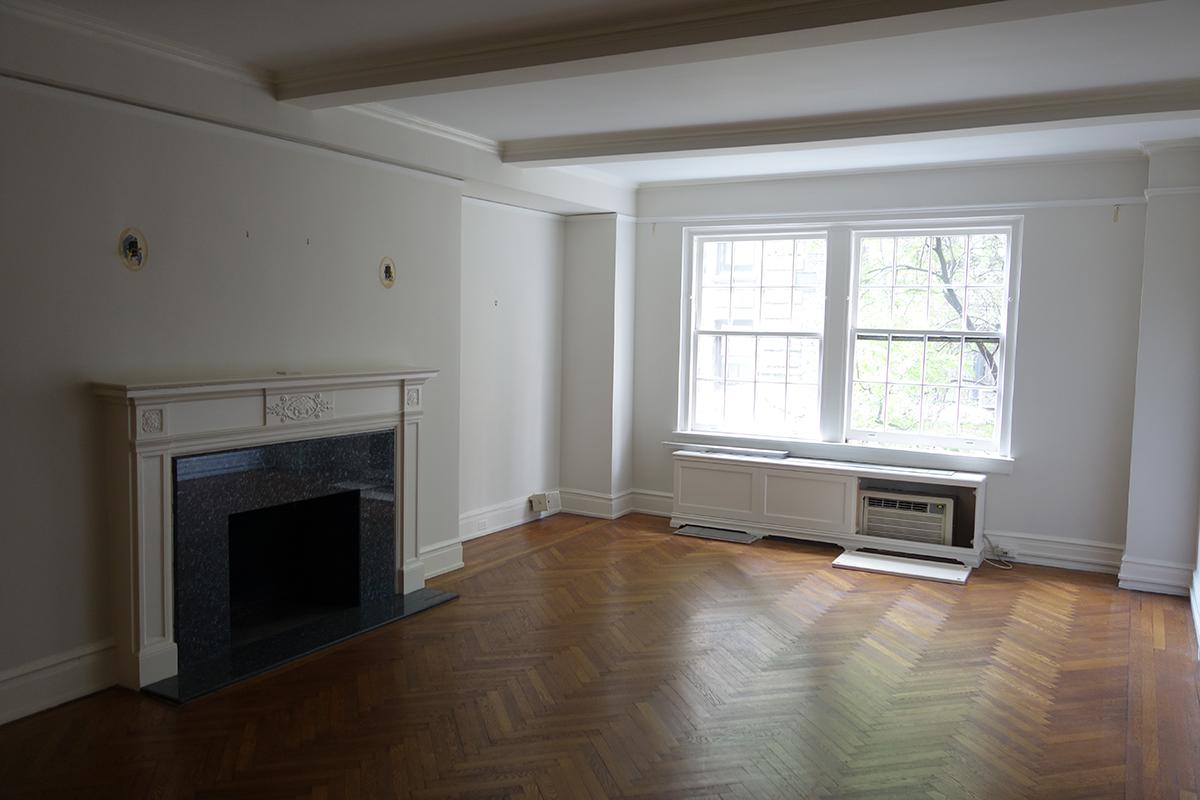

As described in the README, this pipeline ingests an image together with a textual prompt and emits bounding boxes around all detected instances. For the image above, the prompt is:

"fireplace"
[95,369,458,701]
[228,490,361,646]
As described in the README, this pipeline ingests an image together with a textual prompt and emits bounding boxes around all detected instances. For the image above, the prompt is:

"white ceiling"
[385,1,1200,141]
[43,0,706,71]
[31,0,1200,186]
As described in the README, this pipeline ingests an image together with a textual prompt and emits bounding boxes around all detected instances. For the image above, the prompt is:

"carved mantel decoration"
[94,368,437,690]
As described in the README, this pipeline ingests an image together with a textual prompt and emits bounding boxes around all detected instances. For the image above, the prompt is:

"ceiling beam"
[275,0,1154,108]
[498,81,1200,164]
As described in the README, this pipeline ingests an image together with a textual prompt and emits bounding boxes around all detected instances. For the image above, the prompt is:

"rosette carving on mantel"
[267,393,334,423]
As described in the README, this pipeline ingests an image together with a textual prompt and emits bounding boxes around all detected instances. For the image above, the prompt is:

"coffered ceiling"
[27,0,1200,184]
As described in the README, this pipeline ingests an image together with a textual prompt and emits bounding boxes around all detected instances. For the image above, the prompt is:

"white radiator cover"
[670,450,986,566]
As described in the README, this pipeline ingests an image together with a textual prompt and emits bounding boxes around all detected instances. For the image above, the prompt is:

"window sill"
[667,431,1014,475]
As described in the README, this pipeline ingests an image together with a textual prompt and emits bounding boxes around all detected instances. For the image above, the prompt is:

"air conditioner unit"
[858,490,954,547]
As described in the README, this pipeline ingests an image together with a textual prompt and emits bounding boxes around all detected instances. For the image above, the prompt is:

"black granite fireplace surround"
[146,430,456,703]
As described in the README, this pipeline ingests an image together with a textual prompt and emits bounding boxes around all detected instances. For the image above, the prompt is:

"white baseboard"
[459,491,561,541]
[0,640,116,726]
[559,487,674,519]
[983,529,1124,574]
[420,540,465,579]
[1118,555,1194,596]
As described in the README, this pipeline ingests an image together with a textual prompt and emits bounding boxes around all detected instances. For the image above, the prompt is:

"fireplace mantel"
[95,368,437,689]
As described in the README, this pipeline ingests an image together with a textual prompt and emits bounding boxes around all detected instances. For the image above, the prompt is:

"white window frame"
[675,218,1022,474]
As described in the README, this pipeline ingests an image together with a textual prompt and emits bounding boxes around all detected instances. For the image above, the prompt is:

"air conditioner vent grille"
[866,496,931,514]
[859,491,954,547]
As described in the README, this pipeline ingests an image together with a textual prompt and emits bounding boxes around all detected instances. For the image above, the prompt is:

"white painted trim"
[419,541,465,579]
[637,151,1149,189]
[1118,556,1195,596]
[461,196,566,221]
[1140,138,1200,155]
[559,488,627,519]
[984,530,1124,574]
[635,195,1148,225]
[0,0,269,87]
[459,491,562,540]
[1191,567,1200,658]
[502,80,1200,163]
[0,640,115,726]
[628,489,674,517]
[351,104,499,154]
[1144,186,1200,199]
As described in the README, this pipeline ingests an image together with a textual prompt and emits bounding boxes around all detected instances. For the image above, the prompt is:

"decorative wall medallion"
[379,257,396,288]
[267,393,334,423]
[139,408,164,434]
[405,388,420,409]
[118,227,148,271]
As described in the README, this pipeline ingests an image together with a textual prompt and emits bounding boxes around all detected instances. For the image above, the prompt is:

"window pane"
[962,339,999,388]
[731,240,762,286]
[965,286,1004,332]
[886,384,921,431]
[695,334,725,380]
[858,237,893,286]
[760,288,792,330]
[791,287,824,331]
[795,238,827,286]
[960,388,998,439]
[929,235,967,285]
[756,383,786,432]
[788,338,820,384]
[853,336,888,381]
[888,337,924,383]
[892,288,928,329]
[699,287,731,330]
[894,236,931,286]
[756,337,788,383]
[762,239,794,286]
[929,286,965,330]
[786,384,819,435]
[725,381,754,429]
[967,233,1007,286]
[924,338,961,385]
[852,382,886,430]
[726,336,756,381]
[701,240,732,286]
[729,287,760,328]
[694,379,724,428]
[857,287,891,328]
[922,386,959,435]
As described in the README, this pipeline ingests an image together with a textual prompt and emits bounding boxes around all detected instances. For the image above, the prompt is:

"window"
[681,221,1018,460]
[690,234,827,438]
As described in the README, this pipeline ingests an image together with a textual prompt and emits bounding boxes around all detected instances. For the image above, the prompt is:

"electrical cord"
[982,534,1014,570]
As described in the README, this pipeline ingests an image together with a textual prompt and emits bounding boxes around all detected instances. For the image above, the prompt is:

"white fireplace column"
[95,368,437,689]
[1119,140,1200,594]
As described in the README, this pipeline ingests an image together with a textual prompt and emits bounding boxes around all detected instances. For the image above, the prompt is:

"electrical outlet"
[475,518,487,532]
[529,493,550,513]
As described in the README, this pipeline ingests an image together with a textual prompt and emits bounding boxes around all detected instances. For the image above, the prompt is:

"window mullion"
[820,226,852,442]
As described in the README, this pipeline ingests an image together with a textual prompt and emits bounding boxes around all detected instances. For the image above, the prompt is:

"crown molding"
[1140,137,1200,154]
[349,103,499,154]
[502,80,1200,163]
[0,0,271,87]
[1144,186,1200,199]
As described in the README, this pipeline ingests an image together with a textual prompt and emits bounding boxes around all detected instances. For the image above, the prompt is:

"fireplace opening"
[228,490,361,647]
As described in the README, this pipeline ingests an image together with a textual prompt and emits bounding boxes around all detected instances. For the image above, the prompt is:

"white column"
[559,214,636,517]
[1119,140,1200,595]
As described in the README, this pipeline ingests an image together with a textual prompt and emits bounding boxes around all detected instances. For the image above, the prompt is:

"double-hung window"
[681,221,1018,462]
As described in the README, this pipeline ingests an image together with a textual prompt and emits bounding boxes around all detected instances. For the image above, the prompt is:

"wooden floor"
[2,514,1198,799]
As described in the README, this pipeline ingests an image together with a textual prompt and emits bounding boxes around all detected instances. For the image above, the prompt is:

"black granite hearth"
[150,430,456,703]
[144,587,455,703]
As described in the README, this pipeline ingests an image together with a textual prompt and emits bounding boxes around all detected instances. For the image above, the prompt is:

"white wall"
[1121,143,1200,592]
[0,79,462,674]
[632,159,1149,558]
[459,199,564,527]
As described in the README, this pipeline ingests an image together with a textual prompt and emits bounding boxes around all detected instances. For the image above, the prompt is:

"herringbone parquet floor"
[1,513,1197,799]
